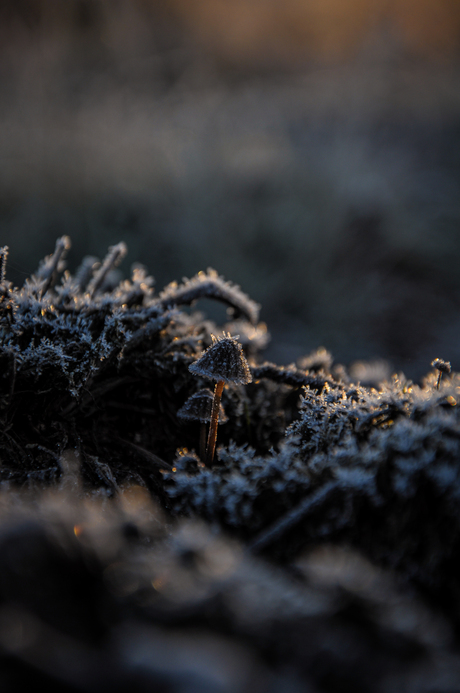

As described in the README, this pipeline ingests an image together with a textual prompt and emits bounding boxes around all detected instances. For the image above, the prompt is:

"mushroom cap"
[177,389,228,423]
[431,358,451,374]
[188,335,252,385]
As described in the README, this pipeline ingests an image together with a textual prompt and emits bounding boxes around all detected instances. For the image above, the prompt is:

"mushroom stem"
[436,372,442,390]
[200,423,207,463]
[206,380,224,467]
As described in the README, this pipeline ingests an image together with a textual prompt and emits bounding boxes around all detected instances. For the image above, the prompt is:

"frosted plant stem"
[248,480,340,553]
[40,236,71,296]
[0,246,8,282]
[87,242,127,297]
[206,380,224,467]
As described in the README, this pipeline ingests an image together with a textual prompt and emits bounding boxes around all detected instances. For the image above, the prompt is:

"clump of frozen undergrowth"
[166,370,460,537]
[0,237,272,490]
[165,365,460,619]
[3,236,460,627]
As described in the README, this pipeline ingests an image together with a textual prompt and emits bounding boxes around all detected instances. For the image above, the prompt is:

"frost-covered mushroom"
[189,334,252,466]
[177,389,228,463]
[431,358,451,390]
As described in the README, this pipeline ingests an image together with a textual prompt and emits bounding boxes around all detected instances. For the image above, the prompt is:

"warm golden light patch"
[169,0,460,65]
[152,577,165,591]
[171,0,378,64]
[390,0,460,57]
[73,524,83,537]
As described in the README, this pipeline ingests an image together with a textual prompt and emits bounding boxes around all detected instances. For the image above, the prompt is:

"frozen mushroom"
[189,334,252,466]
[431,358,451,390]
[177,389,228,462]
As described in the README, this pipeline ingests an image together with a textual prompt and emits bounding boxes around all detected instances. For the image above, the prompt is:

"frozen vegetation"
[0,238,460,691]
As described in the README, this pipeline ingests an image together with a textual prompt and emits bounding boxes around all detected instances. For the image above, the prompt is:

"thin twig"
[39,236,71,296]
[115,437,172,470]
[248,480,339,554]
[0,246,8,282]
[87,242,127,297]
[250,363,335,390]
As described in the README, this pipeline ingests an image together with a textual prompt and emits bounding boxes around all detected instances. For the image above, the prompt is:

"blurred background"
[1,0,460,377]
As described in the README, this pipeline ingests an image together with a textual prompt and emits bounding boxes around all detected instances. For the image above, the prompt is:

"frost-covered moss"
[3,236,460,627]
[0,238,268,490]
[166,365,460,620]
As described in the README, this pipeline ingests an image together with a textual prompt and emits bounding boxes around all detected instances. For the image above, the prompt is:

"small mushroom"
[189,334,252,466]
[177,389,228,463]
[431,358,452,390]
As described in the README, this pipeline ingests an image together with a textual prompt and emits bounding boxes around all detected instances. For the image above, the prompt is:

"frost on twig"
[250,362,334,390]
[35,235,72,297]
[86,242,128,297]
[74,256,100,291]
[0,245,8,283]
[158,269,260,324]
